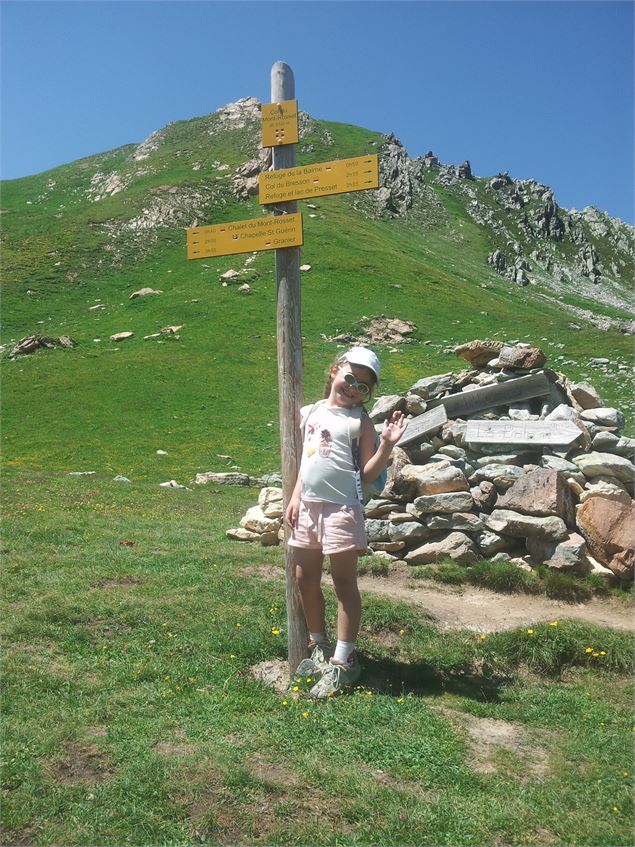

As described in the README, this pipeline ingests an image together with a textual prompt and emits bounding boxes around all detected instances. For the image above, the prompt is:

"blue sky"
[1,0,633,223]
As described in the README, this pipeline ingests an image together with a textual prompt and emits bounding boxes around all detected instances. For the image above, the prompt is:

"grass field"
[2,469,633,846]
[2,106,634,846]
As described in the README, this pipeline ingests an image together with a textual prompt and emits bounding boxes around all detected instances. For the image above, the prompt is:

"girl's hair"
[323,355,377,402]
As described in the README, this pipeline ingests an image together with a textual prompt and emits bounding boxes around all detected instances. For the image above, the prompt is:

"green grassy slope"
[1,107,633,480]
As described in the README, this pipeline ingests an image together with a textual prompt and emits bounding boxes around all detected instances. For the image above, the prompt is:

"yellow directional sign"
[261,99,299,147]
[259,154,379,204]
[186,213,303,260]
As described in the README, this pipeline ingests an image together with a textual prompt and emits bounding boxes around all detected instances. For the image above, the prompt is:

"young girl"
[285,347,407,698]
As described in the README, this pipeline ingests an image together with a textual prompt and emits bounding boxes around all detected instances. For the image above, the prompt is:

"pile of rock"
[329,316,417,346]
[9,335,76,358]
[228,340,634,582]
[227,487,284,545]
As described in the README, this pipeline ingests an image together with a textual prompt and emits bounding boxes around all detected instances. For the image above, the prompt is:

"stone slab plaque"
[465,420,582,446]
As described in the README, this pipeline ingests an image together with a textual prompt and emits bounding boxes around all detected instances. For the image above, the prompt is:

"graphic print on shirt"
[318,428,333,457]
[305,419,332,459]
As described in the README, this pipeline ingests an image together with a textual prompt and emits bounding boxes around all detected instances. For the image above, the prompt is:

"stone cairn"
[227,340,634,583]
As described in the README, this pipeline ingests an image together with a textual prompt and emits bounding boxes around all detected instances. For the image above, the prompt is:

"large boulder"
[469,464,526,490]
[387,520,431,544]
[579,408,625,429]
[453,339,504,367]
[409,374,456,400]
[405,532,479,565]
[496,468,575,527]
[573,452,634,485]
[401,461,469,496]
[497,345,546,370]
[365,519,392,542]
[381,446,412,502]
[576,498,635,581]
[240,506,280,535]
[425,512,484,533]
[407,491,475,515]
[526,533,591,572]
[591,432,635,458]
[485,509,568,543]
[258,486,283,518]
[195,472,251,486]
[475,529,516,556]
[368,395,407,423]
[570,382,603,409]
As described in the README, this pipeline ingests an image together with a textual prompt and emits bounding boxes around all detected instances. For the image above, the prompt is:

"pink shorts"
[288,499,368,556]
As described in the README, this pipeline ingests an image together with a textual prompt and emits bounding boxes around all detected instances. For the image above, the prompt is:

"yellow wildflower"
[549,620,558,627]
[585,647,593,653]
[292,685,299,692]
[527,629,534,636]
[302,711,309,718]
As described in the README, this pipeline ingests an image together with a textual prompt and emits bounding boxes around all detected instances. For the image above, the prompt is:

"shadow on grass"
[359,652,508,703]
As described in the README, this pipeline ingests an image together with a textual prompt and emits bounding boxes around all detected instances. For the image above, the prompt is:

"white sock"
[333,640,356,664]
[310,631,330,646]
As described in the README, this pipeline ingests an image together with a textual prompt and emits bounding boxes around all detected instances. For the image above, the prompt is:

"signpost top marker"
[271,61,295,100]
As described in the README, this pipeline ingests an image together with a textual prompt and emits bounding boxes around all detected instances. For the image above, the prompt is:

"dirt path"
[355,569,634,633]
[247,565,634,633]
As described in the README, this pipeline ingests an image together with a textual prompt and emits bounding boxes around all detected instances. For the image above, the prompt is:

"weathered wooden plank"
[397,405,448,447]
[427,373,550,418]
[465,419,583,446]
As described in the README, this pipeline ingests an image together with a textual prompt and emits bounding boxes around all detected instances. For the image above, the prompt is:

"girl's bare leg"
[329,550,361,642]
[293,548,326,634]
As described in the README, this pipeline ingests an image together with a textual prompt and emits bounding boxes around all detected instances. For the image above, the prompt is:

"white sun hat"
[342,347,381,381]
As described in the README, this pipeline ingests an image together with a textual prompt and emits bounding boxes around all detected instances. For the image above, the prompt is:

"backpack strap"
[300,400,325,435]
[347,405,366,444]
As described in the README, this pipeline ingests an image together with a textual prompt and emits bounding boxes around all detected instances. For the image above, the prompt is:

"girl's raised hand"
[381,410,408,446]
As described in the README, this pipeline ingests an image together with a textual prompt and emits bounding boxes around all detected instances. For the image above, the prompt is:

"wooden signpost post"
[185,61,381,674]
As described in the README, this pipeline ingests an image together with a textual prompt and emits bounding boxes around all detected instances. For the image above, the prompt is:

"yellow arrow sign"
[259,154,379,204]
[261,99,299,147]
[186,213,303,260]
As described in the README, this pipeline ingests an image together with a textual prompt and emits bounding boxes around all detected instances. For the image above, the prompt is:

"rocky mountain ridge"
[3,97,633,333]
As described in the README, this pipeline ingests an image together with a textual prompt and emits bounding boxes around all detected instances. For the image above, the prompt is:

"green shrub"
[467,560,541,595]
[409,562,468,585]
[482,621,634,676]
[544,571,593,603]
[583,571,611,597]
[357,556,389,577]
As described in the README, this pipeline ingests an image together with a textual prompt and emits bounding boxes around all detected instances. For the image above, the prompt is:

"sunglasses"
[340,367,371,397]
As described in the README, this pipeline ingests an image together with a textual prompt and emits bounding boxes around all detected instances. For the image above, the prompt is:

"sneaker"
[291,641,333,683]
[308,655,361,699]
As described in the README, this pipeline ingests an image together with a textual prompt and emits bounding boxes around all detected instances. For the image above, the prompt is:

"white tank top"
[300,403,361,505]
